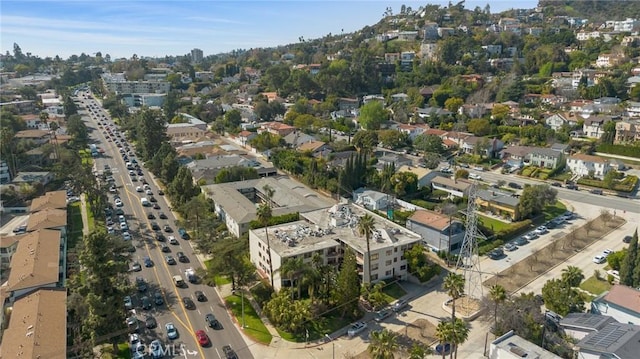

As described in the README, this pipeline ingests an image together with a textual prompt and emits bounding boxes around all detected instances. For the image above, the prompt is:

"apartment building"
[248,203,422,289]
[102,73,170,94]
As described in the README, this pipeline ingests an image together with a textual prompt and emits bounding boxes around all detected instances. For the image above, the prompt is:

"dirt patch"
[353,318,437,359]
[485,214,626,293]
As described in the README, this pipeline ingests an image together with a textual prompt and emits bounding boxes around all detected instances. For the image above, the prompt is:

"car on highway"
[169,236,179,245]
[158,212,168,219]
[507,182,522,189]
[195,291,207,302]
[149,196,157,202]
[158,190,164,196]
[131,262,142,272]
[504,242,518,251]
[196,330,210,347]
[205,313,221,329]
[590,189,604,195]
[469,173,481,180]
[150,222,160,230]
[165,322,178,340]
[156,233,166,242]
[392,299,409,312]
[593,255,606,264]
[163,225,173,233]
[347,321,368,337]
[153,292,164,305]
[153,203,161,209]
[603,249,614,257]
[136,186,143,192]
[183,297,195,309]
[160,244,170,252]
[178,228,190,240]
[143,256,154,267]
[165,255,176,265]
[177,252,188,263]
[147,213,155,219]
[374,309,392,322]
[222,345,238,359]
[551,182,562,187]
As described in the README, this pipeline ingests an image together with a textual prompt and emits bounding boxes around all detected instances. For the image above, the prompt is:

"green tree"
[561,266,584,287]
[517,185,557,220]
[249,132,284,151]
[224,109,242,129]
[279,257,308,299]
[449,318,470,359]
[444,97,464,114]
[214,166,259,184]
[467,118,491,136]
[541,278,585,316]
[352,130,379,152]
[263,288,311,334]
[63,95,78,117]
[603,170,618,189]
[435,321,452,359]
[489,284,507,331]
[378,129,407,149]
[455,169,469,179]
[135,108,167,161]
[358,214,376,284]
[332,248,361,318]
[169,166,200,206]
[368,329,399,359]
[390,171,419,197]
[607,250,626,271]
[423,152,442,169]
[413,134,444,154]
[443,273,465,323]
[359,101,389,130]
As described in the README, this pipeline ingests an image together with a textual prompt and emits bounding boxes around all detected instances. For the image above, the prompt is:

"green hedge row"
[494,219,533,240]
[577,176,638,193]
[249,212,300,229]
[411,199,437,210]
[596,144,640,158]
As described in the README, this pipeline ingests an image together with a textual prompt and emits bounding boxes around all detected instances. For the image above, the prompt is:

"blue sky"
[1,1,538,59]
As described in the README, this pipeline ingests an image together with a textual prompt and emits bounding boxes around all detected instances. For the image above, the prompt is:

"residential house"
[20,114,43,129]
[583,116,612,139]
[186,155,255,185]
[461,137,504,158]
[476,189,520,221]
[396,124,426,140]
[416,107,452,119]
[0,160,11,184]
[423,22,439,40]
[575,322,640,359]
[248,203,422,288]
[326,151,358,169]
[375,153,412,171]
[396,166,438,188]
[297,141,331,157]
[260,92,282,103]
[490,330,562,359]
[4,229,64,300]
[431,176,472,198]
[397,31,418,41]
[176,140,221,158]
[202,176,333,238]
[442,131,473,147]
[559,313,618,340]
[592,285,640,324]
[384,53,400,63]
[353,188,390,211]
[11,172,54,186]
[337,98,359,111]
[626,101,640,118]
[166,113,208,143]
[0,235,21,271]
[29,190,66,212]
[406,210,465,252]
[459,103,490,118]
[596,53,627,68]
[14,129,50,145]
[362,95,385,104]
[615,119,640,143]
[529,147,566,170]
[567,154,612,179]
[0,288,67,359]
[283,131,316,148]
[259,122,296,137]
[501,146,531,168]
[545,112,582,131]
[236,131,258,147]
[391,93,409,102]
[550,143,570,154]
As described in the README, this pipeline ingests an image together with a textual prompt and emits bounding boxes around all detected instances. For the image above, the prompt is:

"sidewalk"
[80,194,90,236]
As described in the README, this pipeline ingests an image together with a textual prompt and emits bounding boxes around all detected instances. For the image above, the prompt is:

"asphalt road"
[78,94,253,359]
[466,169,640,214]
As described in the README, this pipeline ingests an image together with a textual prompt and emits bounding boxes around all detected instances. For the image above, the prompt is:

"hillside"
[538,0,640,22]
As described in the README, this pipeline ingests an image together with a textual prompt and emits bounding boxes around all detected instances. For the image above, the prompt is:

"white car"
[119,215,126,223]
[120,222,129,231]
[123,232,132,241]
[145,189,153,195]
[166,322,178,340]
[469,173,482,180]
[602,249,614,257]
[347,321,368,337]
[136,186,143,192]
[523,232,538,241]
[593,255,606,264]
[534,226,548,235]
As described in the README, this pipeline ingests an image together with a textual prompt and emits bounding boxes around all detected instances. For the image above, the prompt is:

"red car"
[195,330,210,347]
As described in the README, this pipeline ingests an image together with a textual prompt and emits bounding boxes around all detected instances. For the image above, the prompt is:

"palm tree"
[357,214,376,284]
[280,257,307,299]
[368,329,399,359]
[257,203,274,288]
[435,321,453,359]
[443,273,465,323]
[489,284,507,333]
[449,318,470,359]
[561,265,584,287]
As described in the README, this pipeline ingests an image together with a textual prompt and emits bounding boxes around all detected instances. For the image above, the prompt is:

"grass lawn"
[85,200,96,232]
[542,201,567,221]
[580,276,613,295]
[225,294,272,345]
[67,202,84,249]
[478,214,512,232]
[276,312,353,342]
[115,342,130,359]
[203,259,232,285]
[382,281,407,302]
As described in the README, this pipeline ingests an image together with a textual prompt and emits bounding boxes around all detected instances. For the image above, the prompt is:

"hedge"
[249,212,300,229]
[411,199,437,210]
[577,175,638,193]
[596,144,640,158]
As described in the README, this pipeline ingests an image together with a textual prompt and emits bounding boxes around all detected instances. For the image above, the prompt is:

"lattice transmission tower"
[455,182,487,300]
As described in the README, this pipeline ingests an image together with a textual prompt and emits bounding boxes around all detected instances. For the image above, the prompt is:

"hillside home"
[461,137,504,158]
[545,112,582,131]
[583,116,612,139]
[596,53,627,68]
[337,98,359,111]
[529,147,566,169]
[626,101,640,118]
[615,119,640,143]
[353,188,389,211]
[476,189,521,221]
[283,131,316,148]
[186,155,255,185]
[248,203,422,288]
[11,172,54,186]
[501,146,531,168]
[431,176,471,198]
[406,210,465,252]
[396,124,426,140]
[396,166,438,188]
[567,154,612,179]
[297,141,331,157]
[13,129,51,144]
[258,122,296,137]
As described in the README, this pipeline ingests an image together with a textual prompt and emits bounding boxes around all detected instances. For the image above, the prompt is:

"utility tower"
[455,182,487,300]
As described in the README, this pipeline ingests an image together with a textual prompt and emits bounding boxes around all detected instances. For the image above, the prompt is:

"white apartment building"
[102,73,170,94]
[566,154,612,179]
[249,203,422,290]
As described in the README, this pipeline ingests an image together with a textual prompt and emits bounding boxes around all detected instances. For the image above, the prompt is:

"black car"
[153,292,164,305]
[158,190,164,195]
[507,182,522,189]
[158,212,168,219]
[551,182,562,187]
[156,233,166,242]
[145,315,157,329]
[141,296,152,310]
[151,222,160,230]
[205,313,221,329]
[147,213,155,219]
[590,189,603,195]
[222,345,238,359]
[160,244,170,252]
[566,183,579,190]
[182,297,195,310]
[488,248,504,260]
[149,196,157,202]
[624,235,633,243]
[163,225,173,233]
[153,203,161,209]
[195,291,207,302]
[177,252,188,263]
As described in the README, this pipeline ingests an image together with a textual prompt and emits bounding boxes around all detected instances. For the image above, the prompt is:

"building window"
[385,260,392,266]
[394,247,398,253]
[394,257,397,263]
[371,274,379,280]
[400,265,407,270]
[386,250,392,256]
[372,264,379,271]
[304,252,312,258]
[385,270,392,276]
[371,253,379,261]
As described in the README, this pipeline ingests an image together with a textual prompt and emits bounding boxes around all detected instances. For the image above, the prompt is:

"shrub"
[494,219,533,241]
[596,144,640,158]
[250,281,274,307]
[411,199,437,210]
[250,212,300,229]
[479,240,504,256]
[414,263,442,282]
[577,175,638,193]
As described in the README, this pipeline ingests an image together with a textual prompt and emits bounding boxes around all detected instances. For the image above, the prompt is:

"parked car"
[141,296,151,310]
[131,262,142,272]
[153,292,164,305]
[508,182,522,189]
[534,226,548,235]
[374,309,392,322]
[515,237,529,246]
[145,315,157,329]
[392,299,409,312]
[504,242,518,252]
[488,248,504,260]
[523,232,538,241]
[347,322,368,338]
[166,322,178,340]
[551,182,562,187]
[435,343,453,355]
[124,296,133,310]
[593,255,606,264]
[566,183,579,190]
[624,235,633,243]
[469,173,482,180]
